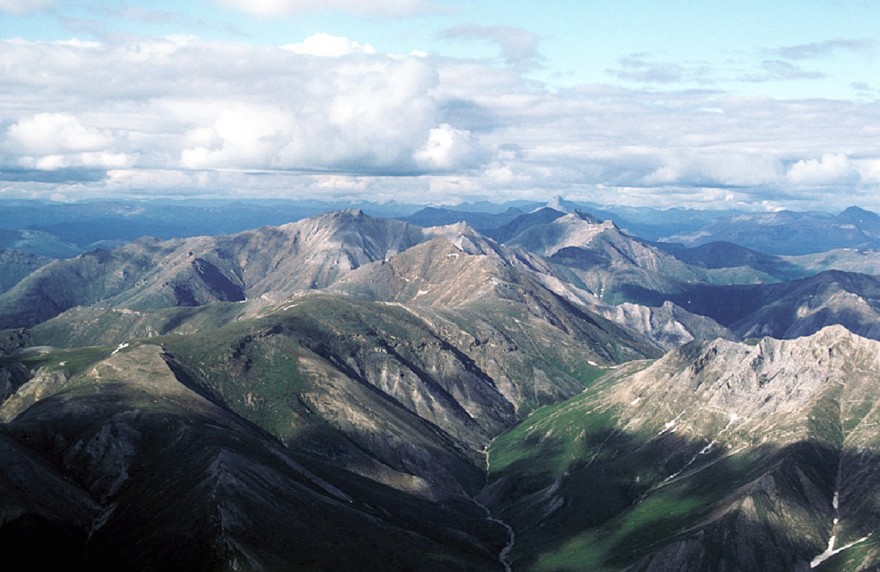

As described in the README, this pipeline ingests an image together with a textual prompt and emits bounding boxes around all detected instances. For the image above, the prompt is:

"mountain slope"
[483,326,880,570]
[0,343,507,570]
[669,270,880,341]
[0,250,50,293]
[661,240,803,281]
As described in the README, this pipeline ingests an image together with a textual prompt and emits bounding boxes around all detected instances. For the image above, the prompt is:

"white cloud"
[0,0,54,15]
[413,123,485,171]
[180,105,294,169]
[0,36,878,210]
[3,113,134,171]
[282,33,376,57]
[441,25,541,67]
[6,113,113,154]
[215,0,435,17]
[786,153,861,186]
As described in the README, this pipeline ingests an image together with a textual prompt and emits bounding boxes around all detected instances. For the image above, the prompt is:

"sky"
[0,1,878,211]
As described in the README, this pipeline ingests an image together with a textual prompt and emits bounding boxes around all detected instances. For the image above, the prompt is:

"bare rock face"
[596,300,737,352]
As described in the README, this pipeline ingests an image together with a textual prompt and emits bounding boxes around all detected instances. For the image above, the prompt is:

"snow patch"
[811,534,872,568]
[111,342,130,355]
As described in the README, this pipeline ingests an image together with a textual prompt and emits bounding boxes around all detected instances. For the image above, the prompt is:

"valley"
[2,199,880,570]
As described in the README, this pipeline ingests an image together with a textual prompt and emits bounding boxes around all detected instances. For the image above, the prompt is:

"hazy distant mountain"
[0,249,50,293]
[0,210,426,328]
[0,228,81,258]
[399,206,524,231]
[784,247,880,276]
[661,207,880,255]
[484,326,880,570]
[659,240,805,281]
[501,211,770,305]
[487,207,569,243]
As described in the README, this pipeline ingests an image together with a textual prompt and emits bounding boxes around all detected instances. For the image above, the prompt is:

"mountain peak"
[545,195,579,214]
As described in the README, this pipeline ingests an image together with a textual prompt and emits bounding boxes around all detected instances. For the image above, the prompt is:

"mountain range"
[2,201,880,570]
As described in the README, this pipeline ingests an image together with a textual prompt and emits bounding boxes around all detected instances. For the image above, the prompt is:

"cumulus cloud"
[786,153,861,186]
[0,36,878,210]
[6,113,112,154]
[282,33,376,57]
[3,113,133,171]
[413,123,487,171]
[180,105,294,169]
[214,0,437,18]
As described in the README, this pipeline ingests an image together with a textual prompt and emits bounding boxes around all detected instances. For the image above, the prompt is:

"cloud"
[2,113,134,171]
[606,54,713,85]
[742,60,825,82]
[776,39,873,60]
[0,36,877,211]
[214,0,438,18]
[282,33,376,57]
[6,113,113,154]
[786,153,861,186]
[0,0,54,15]
[111,6,182,25]
[413,123,487,171]
[441,25,541,67]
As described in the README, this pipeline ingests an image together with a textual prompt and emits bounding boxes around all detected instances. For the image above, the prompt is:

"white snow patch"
[811,534,872,568]
[111,342,130,355]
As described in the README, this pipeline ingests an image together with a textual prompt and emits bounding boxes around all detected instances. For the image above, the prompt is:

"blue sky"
[0,0,878,209]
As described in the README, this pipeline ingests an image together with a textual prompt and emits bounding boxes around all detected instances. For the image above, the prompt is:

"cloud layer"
[0,34,878,210]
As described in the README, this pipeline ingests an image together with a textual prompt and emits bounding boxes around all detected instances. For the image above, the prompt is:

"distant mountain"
[501,212,769,305]
[399,206,524,231]
[0,210,426,328]
[658,240,804,281]
[661,207,880,255]
[665,270,880,342]
[484,326,880,570]
[488,207,568,243]
[0,199,425,261]
[0,249,50,292]
[0,228,81,258]
[784,247,880,276]
[837,205,880,233]
[594,300,737,351]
